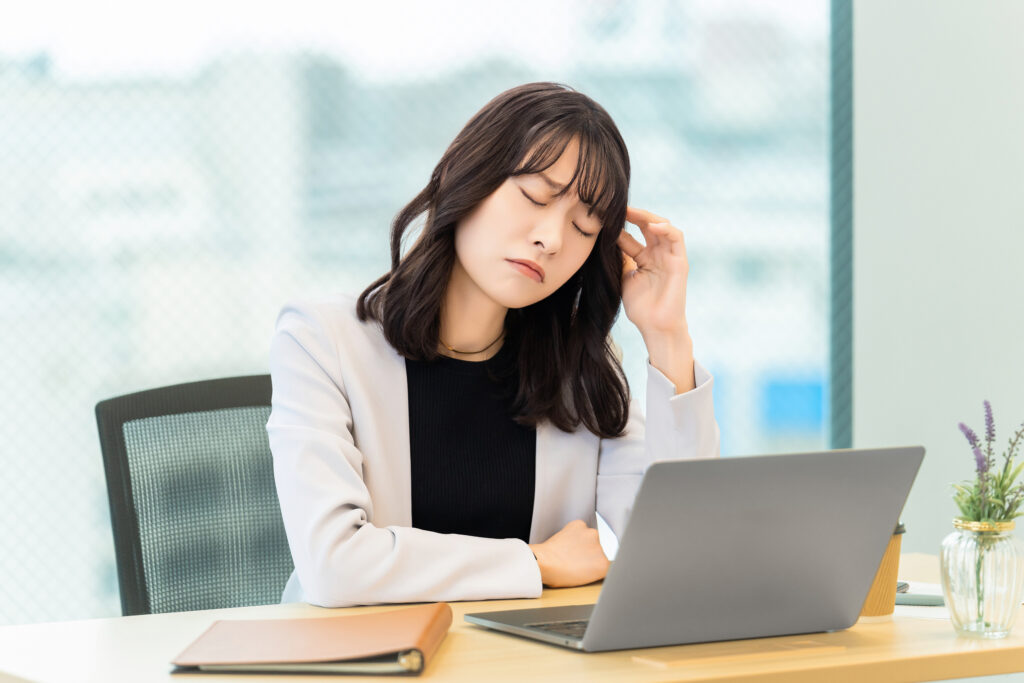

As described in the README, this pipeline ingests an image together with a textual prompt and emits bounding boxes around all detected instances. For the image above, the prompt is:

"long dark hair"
[357,82,631,438]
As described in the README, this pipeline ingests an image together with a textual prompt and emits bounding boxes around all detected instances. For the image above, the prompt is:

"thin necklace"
[440,331,505,355]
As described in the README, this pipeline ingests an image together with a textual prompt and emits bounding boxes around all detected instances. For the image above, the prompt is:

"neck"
[440,261,507,360]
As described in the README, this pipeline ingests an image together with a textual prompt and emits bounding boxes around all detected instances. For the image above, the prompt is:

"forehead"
[514,132,616,220]
[537,138,582,185]
[517,139,588,201]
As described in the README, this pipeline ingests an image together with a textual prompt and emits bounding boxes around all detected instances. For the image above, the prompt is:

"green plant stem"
[976,544,985,627]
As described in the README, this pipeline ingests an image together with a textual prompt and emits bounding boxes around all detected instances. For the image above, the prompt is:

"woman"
[267,82,719,607]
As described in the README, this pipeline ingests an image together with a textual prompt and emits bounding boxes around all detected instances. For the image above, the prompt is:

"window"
[0,0,837,624]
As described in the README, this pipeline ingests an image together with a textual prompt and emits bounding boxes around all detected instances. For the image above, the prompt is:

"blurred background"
[0,0,831,624]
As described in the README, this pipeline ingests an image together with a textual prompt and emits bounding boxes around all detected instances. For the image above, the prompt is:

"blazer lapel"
[531,421,600,543]
[350,320,413,529]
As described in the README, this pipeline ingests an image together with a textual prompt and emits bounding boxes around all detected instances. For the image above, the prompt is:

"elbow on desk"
[298,560,385,608]
[296,527,399,608]
[301,582,365,609]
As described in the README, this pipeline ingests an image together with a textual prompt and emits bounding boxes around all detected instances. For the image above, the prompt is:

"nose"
[529,212,563,255]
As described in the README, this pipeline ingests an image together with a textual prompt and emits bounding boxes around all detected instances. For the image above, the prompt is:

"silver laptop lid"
[582,446,924,651]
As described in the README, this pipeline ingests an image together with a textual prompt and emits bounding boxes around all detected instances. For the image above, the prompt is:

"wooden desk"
[1,554,1022,682]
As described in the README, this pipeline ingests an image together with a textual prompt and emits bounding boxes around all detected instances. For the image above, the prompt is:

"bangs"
[510,125,628,231]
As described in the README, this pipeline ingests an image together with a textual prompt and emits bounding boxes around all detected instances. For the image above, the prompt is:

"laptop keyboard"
[527,619,589,639]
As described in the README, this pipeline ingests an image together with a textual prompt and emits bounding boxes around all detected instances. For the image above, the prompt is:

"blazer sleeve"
[267,303,542,607]
[596,360,720,540]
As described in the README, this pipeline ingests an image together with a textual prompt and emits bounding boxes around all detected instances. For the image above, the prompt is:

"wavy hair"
[357,82,631,438]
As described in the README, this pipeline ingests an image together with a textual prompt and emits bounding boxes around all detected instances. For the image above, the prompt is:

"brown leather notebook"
[172,602,452,675]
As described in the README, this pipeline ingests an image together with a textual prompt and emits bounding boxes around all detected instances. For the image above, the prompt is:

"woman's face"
[452,137,604,310]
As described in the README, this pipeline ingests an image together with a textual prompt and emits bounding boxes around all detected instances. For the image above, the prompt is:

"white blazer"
[267,294,720,607]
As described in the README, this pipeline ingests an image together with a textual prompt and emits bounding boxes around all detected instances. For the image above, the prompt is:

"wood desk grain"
[0,554,1020,682]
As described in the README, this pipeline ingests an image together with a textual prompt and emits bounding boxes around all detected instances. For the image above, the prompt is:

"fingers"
[551,519,600,544]
[623,205,687,261]
[626,205,669,228]
[625,206,673,250]
[533,520,608,587]
[626,207,666,248]
[617,230,644,259]
[649,221,686,257]
[619,221,685,265]
[621,251,638,280]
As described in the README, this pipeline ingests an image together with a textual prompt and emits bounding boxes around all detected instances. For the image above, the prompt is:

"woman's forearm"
[642,329,696,395]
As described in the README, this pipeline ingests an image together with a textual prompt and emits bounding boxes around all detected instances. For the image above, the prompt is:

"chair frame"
[95,374,273,616]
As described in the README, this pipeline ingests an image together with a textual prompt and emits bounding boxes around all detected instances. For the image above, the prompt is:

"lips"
[507,259,545,283]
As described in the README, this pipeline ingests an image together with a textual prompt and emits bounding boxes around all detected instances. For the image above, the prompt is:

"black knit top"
[405,342,536,543]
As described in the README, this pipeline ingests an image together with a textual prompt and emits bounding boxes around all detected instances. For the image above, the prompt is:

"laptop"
[465,446,924,652]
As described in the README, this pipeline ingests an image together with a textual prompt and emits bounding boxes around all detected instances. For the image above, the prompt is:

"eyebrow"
[537,171,567,192]
[535,171,597,214]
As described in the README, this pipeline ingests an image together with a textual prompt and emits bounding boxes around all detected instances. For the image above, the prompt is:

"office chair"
[95,375,294,616]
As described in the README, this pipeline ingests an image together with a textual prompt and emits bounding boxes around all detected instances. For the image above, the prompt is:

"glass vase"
[940,519,1024,638]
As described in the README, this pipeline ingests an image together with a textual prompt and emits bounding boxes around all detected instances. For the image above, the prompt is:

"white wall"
[854,0,1024,555]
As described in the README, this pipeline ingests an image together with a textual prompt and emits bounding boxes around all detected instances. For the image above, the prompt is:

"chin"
[497,295,545,310]
[485,287,548,310]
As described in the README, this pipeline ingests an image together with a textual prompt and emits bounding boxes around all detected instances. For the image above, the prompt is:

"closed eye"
[520,188,546,207]
[573,222,597,239]
[521,188,596,238]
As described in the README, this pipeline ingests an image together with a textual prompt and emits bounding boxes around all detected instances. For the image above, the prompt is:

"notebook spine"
[418,603,454,668]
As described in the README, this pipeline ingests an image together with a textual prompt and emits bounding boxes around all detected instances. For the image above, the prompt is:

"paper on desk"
[894,582,1024,620]
[904,581,943,596]
[895,582,949,620]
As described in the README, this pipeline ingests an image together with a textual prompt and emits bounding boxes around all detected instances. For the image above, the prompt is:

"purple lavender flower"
[984,400,995,445]
[959,422,980,448]
[974,446,989,474]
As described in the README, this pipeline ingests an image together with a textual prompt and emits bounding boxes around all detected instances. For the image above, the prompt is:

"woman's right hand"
[529,519,610,587]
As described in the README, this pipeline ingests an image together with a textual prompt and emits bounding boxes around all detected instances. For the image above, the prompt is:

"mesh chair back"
[95,375,294,615]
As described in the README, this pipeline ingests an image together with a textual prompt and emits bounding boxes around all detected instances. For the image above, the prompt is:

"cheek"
[549,242,596,291]
[571,240,599,272]
[454,222,488,274]
[454,201,493,255]
[456,192,523,257]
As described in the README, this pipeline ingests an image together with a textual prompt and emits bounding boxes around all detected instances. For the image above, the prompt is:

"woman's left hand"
[617,206,696,394]
[617,206,690,339]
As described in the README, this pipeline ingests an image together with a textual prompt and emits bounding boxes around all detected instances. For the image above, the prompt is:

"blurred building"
[0,10,827,622]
